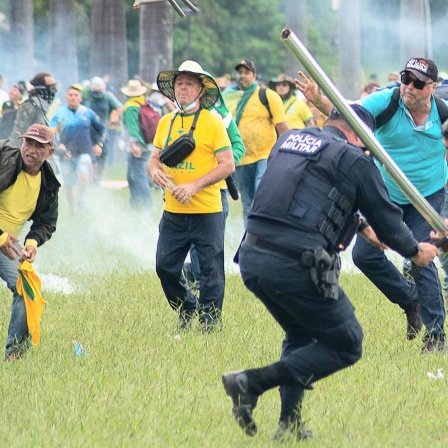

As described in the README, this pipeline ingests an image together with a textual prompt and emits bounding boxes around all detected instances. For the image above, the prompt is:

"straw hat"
[120,79,147,97]
[157,60,219,110]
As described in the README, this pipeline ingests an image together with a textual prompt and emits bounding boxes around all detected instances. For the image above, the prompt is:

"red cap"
[19,124,55,147]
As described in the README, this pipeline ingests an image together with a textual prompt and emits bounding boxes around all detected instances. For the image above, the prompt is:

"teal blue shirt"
[361,87,447,204]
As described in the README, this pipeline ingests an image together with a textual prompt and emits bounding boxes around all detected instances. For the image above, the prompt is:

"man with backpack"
[297,57,447,353]
[120,79,160,210]
[223,60,288,226]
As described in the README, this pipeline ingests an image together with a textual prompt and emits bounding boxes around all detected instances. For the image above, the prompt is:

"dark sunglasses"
[400,72,433,90]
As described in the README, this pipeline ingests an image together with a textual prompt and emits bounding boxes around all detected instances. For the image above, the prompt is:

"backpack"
[258,87,272,119]
[139,100,161,144]
[376,86,448,128]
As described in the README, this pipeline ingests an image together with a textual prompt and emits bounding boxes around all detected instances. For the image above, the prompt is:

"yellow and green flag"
[16,261,46,346]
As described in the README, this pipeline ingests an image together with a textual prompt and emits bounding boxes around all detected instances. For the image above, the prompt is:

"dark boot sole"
[222,372,257,436]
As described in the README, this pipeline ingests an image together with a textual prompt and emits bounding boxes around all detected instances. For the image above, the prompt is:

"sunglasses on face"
[400,72,433,90]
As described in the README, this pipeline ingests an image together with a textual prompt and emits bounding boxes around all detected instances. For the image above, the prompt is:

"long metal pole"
[423,0,433,59]
[280,27,446,233]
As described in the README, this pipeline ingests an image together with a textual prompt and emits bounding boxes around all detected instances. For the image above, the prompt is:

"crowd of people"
[1,55,448,442]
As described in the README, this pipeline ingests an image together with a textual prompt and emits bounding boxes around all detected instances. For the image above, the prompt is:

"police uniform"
[235,123,421,430]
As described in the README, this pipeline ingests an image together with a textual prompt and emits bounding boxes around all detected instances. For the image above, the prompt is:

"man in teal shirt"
[297,57,447,353]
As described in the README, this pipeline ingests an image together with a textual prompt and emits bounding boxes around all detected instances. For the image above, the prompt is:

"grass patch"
[1,162,447,447]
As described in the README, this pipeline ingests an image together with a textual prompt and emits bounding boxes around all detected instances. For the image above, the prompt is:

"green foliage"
[0,1,340,82]
[173,0,287,79]
[306,5,338,75]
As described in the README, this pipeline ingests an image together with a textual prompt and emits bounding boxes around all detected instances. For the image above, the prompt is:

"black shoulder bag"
[160,109,200,167]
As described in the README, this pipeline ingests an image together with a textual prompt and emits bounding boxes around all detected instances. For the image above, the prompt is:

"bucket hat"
[268,73,296,91]
[157,60,220,109]
[120,79,147,97]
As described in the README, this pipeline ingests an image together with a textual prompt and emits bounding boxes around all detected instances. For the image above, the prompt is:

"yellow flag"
[16,261,46,346]
[223,89,244,116]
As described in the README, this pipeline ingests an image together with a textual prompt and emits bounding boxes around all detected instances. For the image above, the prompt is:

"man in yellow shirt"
[148,61,235,332]
[224,60,288,225]
[0,124,60,360]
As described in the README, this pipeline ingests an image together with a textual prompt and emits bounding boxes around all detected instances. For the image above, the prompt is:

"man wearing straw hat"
[121,79,153,210]
[148,60,234,333]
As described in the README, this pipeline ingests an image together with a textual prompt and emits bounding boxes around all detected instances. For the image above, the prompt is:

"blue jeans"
[439,187,448,297]
[127,151,151,209]
[156,211,225,320]
[0,245,30,359]
[352,188,445,339]
[189,189,229,284]
[235,159,268,227]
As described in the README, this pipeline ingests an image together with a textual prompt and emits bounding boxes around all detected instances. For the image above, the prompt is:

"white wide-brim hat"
[120,79,147,97]
[157,60,219,110]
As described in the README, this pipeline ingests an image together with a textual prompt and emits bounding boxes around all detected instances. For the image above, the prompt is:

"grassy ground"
[0,162,447,447]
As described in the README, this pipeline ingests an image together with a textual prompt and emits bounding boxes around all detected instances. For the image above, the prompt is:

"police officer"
[221,105,439,441]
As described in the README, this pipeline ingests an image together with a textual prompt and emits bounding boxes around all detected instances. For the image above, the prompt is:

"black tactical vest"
[248,127,363,252]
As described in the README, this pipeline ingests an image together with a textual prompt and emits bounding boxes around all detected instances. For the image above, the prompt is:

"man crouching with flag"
[0,124,60,361]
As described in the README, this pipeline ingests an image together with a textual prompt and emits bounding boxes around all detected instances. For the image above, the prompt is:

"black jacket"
[0,139,60,246]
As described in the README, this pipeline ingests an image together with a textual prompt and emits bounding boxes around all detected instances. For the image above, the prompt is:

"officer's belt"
[245,233,315,267]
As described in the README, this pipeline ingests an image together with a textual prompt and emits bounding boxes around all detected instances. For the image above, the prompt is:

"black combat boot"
[222,371,259,436]
[273,388,313,442]
[222,364,280,436]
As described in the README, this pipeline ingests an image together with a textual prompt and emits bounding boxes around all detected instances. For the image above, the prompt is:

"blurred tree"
[0,0,340,84]
[139,1,173,83]
[173,0,286,79]
[284,0,307,77]
[400,0,425,62]
[338,0,361,99]
[306,1,338,77]
[49,0,78,90]
[10,0,34,80]
[90,0,128,91]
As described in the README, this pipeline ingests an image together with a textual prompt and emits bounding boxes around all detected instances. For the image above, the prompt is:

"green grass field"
[1,162,447,447]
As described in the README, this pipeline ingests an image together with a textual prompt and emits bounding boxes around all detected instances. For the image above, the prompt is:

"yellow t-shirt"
[284,97,314,129]
[0,171,41,237]
[227,87,286,166]
[154,109,231,213]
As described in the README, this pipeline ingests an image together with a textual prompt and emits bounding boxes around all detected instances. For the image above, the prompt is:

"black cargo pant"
[156,211,225,319]
[239,242,363,409]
